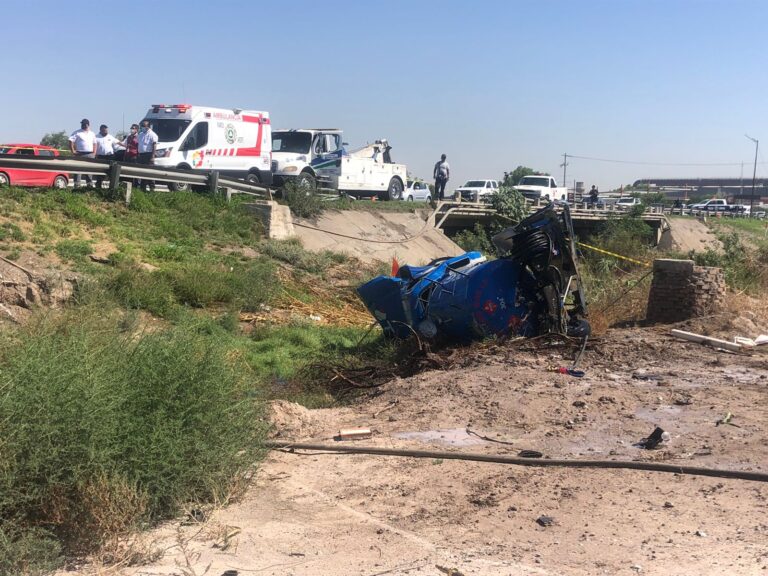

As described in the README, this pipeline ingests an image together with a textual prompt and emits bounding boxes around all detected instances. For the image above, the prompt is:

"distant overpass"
[632,178,768,203]
[431,201,670,245]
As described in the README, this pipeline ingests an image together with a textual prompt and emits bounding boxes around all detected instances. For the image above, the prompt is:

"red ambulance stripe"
[243,115,261,123]
[235,147,261,157]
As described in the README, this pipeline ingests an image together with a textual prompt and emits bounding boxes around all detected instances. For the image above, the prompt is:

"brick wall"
[646,259,725,323]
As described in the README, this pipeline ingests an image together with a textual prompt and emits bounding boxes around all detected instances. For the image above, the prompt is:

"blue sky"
[2,0,767,190]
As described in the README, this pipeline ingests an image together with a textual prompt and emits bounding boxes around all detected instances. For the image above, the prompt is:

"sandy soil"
[661,217,722,253]
[99,323,768,576]
[294,209,462,265]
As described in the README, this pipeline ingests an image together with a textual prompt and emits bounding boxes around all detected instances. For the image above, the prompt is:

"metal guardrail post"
[225,188,232,202]
[208,170,219,194]
[108,162,121,193]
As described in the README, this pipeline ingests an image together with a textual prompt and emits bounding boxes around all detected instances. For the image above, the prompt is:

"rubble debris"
[337,427,372,441]
[536,515,555,527]
[436,566,465,576]
[357,206,589,343]
[518,450,543,458]
[670,329,742,352]
[554,366,585,377]
[734,335,768,347]
[716,412,740,428]
[632,369,664,381]
[637,426,670,450]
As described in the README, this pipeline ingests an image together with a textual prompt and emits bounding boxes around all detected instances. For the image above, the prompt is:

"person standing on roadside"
[433,153,450,201]
[137,120,158,191]
[94,124,120,188]
[589,184,599,208]
[121,123,140,186]
[68,118,96,187]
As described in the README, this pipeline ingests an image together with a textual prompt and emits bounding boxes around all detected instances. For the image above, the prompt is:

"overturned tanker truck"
[357,205,589,343]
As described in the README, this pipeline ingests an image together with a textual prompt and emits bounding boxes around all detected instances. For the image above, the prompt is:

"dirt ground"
[294,209,462,265]
[661,217,722,253]
[94,318,768,576]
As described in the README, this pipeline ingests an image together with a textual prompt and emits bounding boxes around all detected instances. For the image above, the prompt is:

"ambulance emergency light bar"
[151,104,193,113]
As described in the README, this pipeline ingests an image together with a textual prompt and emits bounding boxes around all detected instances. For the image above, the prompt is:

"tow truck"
[271,129,407,200]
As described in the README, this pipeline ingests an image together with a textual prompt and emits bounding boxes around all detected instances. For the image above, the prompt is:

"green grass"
[0,186,396,569]
[54,239,93,262]
[247,321,396,407]
[260,237,349,274]
[105,256,276,317]
[712,217,768,244]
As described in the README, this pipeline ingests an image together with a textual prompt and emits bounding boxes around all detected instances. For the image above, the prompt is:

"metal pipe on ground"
[264,441,768,483]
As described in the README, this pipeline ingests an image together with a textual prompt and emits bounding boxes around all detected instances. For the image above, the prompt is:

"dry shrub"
[583,265,653,335]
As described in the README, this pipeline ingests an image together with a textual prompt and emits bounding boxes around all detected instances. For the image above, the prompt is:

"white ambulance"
[142,104,272,190]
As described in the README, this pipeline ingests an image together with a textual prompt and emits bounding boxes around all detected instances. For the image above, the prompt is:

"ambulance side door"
[179,121,210,169]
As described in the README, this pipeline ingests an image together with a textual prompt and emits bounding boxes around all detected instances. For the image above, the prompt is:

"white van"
[143,104,272,190]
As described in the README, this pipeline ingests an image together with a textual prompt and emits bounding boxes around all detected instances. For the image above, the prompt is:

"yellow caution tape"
[576,241,651,267]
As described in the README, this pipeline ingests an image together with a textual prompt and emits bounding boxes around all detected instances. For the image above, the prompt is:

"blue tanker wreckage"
[357,205,590,343]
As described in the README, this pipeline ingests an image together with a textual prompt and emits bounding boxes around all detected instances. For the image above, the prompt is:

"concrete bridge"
[430,200,671,245]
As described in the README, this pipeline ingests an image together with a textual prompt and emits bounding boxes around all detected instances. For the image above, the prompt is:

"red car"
[0,144,70,188]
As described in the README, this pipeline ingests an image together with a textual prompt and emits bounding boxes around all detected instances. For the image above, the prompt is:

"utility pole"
[740,162,744,197]
[746,134,759,212]
[560,153,568,189]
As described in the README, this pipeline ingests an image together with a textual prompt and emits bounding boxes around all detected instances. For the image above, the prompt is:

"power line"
[568,154,768,167]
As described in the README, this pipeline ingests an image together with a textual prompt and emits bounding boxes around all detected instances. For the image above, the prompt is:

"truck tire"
[245,172,261,186]
[381,177,403,201]
[169,164,192,191]
[296,172,316,190]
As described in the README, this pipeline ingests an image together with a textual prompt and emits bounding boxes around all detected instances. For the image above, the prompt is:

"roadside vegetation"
[0,185,397,572]
[685,222,768,295]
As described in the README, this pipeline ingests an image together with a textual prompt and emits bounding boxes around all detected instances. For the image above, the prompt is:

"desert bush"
[453,222,495,254]
[0,310,266,567]
[687,231,768,293]
[281,180,323,218]
[595,214,655,263]
[489,185,527,222]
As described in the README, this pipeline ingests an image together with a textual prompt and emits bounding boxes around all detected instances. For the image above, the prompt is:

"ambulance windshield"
[146,119,192,143]
[272,132,311,154]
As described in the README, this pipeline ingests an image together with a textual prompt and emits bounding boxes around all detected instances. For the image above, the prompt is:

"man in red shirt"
[121,124,140,186]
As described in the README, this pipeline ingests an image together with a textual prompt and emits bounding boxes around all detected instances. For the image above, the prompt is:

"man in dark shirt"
[433,154,450,201]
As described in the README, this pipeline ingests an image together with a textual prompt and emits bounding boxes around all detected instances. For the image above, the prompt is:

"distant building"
[632,178,768,202]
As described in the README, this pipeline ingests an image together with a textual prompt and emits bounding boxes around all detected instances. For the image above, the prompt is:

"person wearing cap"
[69,119,97,187]
[94,124,122,188]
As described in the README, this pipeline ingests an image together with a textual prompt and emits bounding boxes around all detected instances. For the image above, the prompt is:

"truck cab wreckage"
[357,205,590,343]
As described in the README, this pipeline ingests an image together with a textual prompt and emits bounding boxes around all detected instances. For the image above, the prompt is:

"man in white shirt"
[94,124,121,188]
[69,118,96,187]
[137,120,158,191]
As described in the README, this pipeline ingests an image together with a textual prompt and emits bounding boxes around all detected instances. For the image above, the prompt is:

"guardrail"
[0,154,272,203]
[447,196,764,219]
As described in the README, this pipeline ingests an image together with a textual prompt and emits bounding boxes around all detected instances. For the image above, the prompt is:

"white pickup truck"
[515,175,567,202]
[454,179,499,202]
[690,199,750,214]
